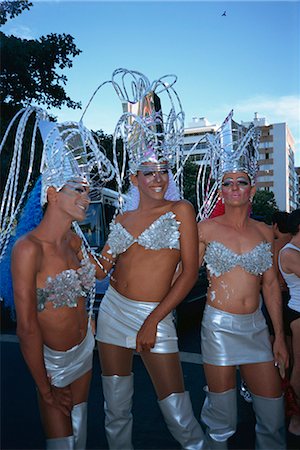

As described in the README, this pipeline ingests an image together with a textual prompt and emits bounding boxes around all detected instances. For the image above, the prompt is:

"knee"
[201,387,237,439]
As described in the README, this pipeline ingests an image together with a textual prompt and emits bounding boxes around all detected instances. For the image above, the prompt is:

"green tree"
[1,31,81,109]
[182,159,199,208]
[1,0,82,196]
[0,0,33,25]
[0,1,81,110]
[252,189,278,224]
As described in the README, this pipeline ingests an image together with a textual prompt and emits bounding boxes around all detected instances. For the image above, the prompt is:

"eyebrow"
[223,176,249,181]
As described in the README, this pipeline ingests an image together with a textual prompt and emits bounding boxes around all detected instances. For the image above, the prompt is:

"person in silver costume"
[93,69,205,450]
[197,111,289,450]
[4,108,114,450]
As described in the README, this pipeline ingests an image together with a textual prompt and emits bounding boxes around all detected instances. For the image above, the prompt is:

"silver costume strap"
[72,221,115,323]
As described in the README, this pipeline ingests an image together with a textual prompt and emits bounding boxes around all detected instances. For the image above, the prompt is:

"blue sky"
[2,0,300,164]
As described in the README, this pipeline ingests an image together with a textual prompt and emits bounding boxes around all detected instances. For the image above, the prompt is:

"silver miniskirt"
[96,285,178,353]
[201,304,274,366]
[44,326,94,388]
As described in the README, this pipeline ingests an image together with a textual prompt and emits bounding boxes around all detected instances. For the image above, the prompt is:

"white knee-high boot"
[251,393,286,450]
[46,436,75,449]
[101,373,134,450]
[71,402,88,449]
[201,387,237,450]
[158,391,205,450]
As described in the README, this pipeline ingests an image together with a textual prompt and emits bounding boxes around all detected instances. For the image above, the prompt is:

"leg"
[200,364,237,450]
[289,317,300,435]
[240,361,285,449]
[141,351,205,450]
[39,370,92,450]
[98,342,134,450]
[37,388,74,450]
[70,370,92,450]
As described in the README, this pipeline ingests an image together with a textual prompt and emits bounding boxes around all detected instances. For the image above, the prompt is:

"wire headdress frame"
[0,106,115,317]
[39,119,115,205]
[110,69,185,210]
[0,107,115,260]
[196,110,261,221]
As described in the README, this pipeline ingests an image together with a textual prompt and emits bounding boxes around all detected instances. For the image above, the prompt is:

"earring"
[249,196,253,203]
[221,197,224,204]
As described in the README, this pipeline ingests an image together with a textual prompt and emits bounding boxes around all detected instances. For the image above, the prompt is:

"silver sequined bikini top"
[107,211,181,257]
[36,258,96,312]
[204,241,273,277]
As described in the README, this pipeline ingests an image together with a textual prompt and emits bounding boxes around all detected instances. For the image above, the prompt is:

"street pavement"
[1,299,299,450]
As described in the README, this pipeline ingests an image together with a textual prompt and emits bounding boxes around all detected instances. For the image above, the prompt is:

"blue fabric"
[0,177,43,313]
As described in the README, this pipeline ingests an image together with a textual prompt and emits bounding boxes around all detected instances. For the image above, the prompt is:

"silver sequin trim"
[204,241,273,277]
[107,211,180,257]
[37,258,96,311]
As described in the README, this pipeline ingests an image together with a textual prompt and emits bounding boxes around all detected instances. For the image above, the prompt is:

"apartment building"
[183,114,299,211]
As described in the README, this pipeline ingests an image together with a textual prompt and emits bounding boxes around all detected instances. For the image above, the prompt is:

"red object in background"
[209,198,253,219]
[209,198,225,218]
[281,377,300,417]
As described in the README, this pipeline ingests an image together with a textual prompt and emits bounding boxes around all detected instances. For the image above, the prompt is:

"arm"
[90,243,117,280]
[136,201,199,352]
[262,247,289,370]
[12,238,72,415]
[71,231,115,280]
[280,247,300,277]
[197,221,208,268]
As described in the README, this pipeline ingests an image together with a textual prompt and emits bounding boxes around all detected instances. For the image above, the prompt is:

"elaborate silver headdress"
[39,119,115,205]
[108,68,185,209]
[197,110,261,220]
[0,106,115,262]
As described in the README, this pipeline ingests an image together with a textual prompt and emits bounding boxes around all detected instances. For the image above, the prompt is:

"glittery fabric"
[44,326,94,387]
[37,258,96,312]
[107,211,180,257]
[201,304,274,365]
[96,285,178,353]
[204,241,272,277]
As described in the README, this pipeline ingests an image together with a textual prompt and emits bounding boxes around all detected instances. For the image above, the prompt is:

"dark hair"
[272,211,290,233]
[287,209,300,236]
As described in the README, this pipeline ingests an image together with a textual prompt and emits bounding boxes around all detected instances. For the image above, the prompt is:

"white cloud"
[233,95,299,135]
[206,95,300,165]
[235,95,300,165]
[7,25,35,40]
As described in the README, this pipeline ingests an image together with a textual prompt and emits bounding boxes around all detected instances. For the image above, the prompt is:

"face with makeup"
[131,163,169,200]
[54,179,91,221]
[220,172,255,207]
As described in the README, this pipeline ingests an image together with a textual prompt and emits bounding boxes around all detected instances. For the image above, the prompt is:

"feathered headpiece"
[197,110,260,220]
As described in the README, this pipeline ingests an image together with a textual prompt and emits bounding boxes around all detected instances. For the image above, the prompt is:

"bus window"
[79,188,121,251]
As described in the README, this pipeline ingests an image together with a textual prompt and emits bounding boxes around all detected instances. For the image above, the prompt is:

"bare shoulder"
[13,233,41,257]
[197,217,218,242]
[251,219,273,242]
[172,199,195,218]
[12,233,42,269]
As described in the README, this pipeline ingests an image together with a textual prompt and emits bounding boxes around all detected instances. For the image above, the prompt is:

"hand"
[40,385,73,416]
[136,317,158,353]
[273,336,289,376]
